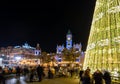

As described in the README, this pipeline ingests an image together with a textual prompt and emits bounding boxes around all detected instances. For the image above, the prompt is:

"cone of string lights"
[83,0,120,76]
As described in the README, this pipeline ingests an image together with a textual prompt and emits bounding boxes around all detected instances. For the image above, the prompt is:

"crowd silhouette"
[0,65,112,84]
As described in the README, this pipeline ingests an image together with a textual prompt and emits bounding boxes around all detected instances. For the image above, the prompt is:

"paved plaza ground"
[6,76,80,84]
[5,76,120,84]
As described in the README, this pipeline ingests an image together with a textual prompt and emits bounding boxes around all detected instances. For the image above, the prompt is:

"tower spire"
[66,29,72,49]
[67,29,71,35]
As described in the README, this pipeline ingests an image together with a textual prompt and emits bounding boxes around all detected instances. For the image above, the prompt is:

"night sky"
[0,0,96,52]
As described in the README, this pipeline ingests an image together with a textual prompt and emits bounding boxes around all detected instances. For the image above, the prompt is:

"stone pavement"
[5,76,80,84]
[6,76,26,84]
[27,78,79,84]
[5,76,120,84]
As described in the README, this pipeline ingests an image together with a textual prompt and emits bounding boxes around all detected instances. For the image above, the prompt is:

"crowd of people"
[0,64,112,84]
[25,64,80,82]
[79,67,111,84]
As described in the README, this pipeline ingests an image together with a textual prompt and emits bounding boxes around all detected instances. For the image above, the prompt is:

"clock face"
[67,37,71,40]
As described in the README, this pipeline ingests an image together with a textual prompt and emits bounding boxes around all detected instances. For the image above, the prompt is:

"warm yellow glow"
[83,0,120,77]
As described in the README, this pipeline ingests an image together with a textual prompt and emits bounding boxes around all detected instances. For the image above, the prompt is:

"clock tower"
[66,30,72,50]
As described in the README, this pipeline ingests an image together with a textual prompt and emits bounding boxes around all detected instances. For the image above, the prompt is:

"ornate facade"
[56,30,82,54]
[0,43,41,66]
[56,30,84,64]
[66,30,72,50]
[56,44,64,54]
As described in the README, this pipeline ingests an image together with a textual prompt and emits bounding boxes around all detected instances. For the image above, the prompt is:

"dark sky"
[0,0,96,52]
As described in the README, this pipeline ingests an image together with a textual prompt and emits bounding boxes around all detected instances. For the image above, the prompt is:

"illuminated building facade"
[83,0,120,74]
[35,43,41,56]
[0,43,41,66]
[56,44,64,54]
[56,30,82,54]
[66,30,72,50]
[56,30,84,65]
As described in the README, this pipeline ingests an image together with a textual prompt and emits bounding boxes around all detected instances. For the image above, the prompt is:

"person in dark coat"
[23,66,29,76]
[70,68,74,77]
[0,66,5,84]
[36,65,44,82]
[48,68,53,79]
[93,70,103,84]
[30,67,34,82]
[103,70,111,84]
[16,66,21,77]
[79,69,84,81]
[81,70,91,84]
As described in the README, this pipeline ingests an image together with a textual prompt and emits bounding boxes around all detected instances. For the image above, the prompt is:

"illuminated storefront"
[83,0,120,77]
[19,59,40,66]
[0,43,41,67]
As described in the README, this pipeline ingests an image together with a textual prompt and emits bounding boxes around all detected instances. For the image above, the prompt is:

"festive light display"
[83,0,120,75]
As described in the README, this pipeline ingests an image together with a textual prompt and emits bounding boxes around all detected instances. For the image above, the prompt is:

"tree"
[41,52,51,63]
[62,48,80,62]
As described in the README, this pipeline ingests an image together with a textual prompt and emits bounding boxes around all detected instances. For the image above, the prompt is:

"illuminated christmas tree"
[83,0,120,75]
